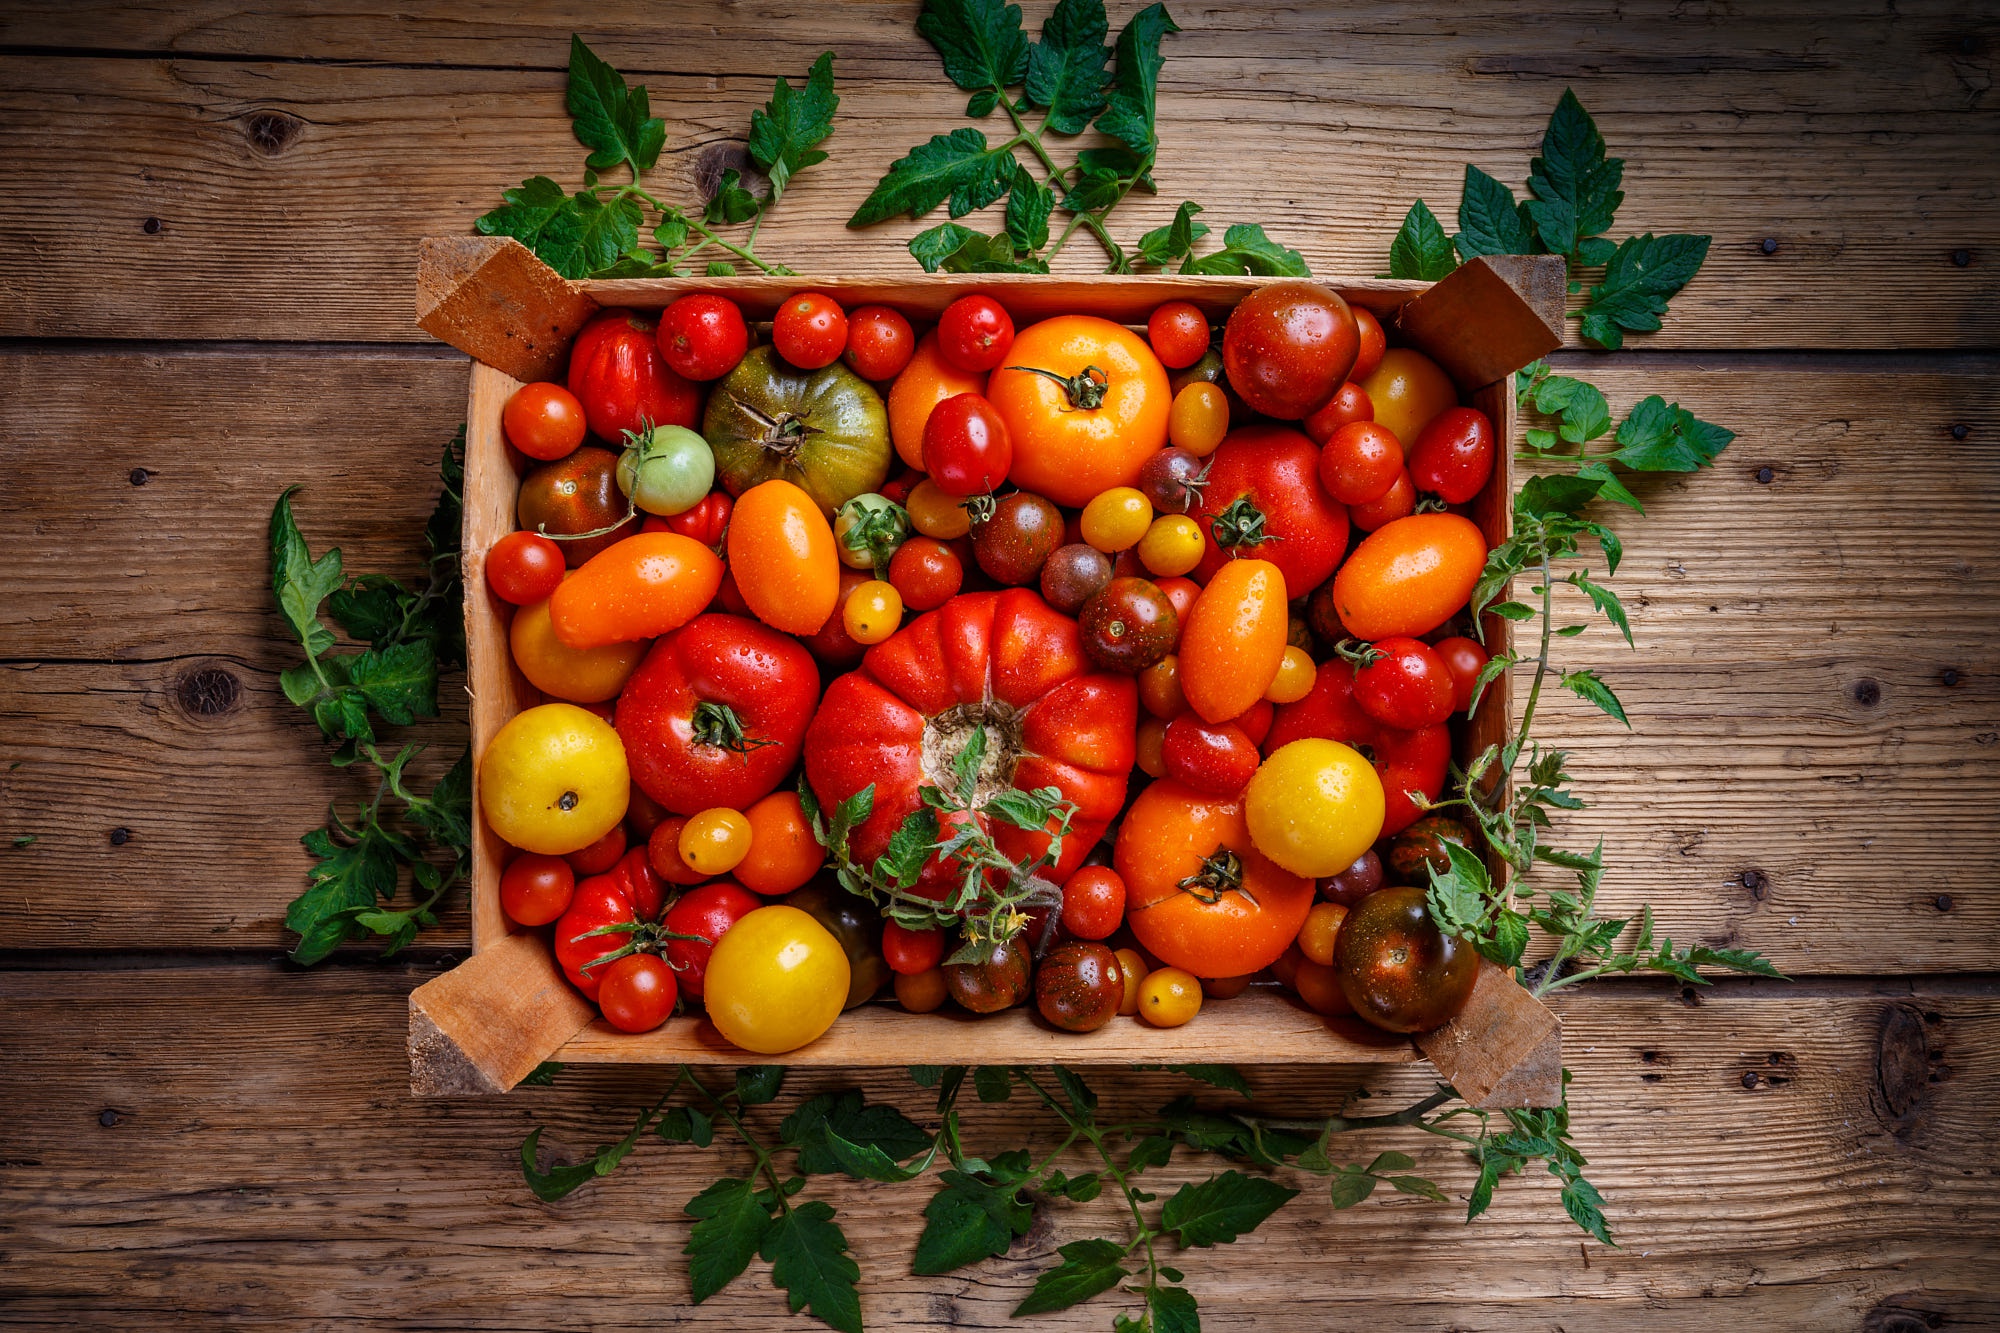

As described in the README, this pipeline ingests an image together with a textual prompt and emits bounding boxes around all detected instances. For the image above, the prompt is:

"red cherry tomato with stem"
[484,531,565,605]
[657,293,749,382]
[923,393,1014,496]
[938,295,1016,373]
[772,292,848,370]
[597,953,677,1032]
[1352,637,1455,730]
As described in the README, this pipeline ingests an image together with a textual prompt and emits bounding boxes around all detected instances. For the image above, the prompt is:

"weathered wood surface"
[1,1,1996,346]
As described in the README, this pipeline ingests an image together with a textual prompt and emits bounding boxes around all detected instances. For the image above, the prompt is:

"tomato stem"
[691,701,777,757]
[1004,363,1109,411]
[1208,495,1277,551]
[1173,848,1258,907]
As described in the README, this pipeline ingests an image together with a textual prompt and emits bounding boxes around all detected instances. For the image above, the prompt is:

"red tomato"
[1350,469,1416,532]
[657,293,749,382]
[597,953,677,1032]
[938,294,1016,372]
[484,531,565,605]
[1236,699,1274,748]
[844,305,917,381]
[1161,715,1261,797]
[1221,282,1360,419]
[1353,637,1455,730]
[923,393,1014,496]
[553,871,646,1001]
[1146,301,1210,369]
[662,881,761,997]
[1155,576,1199,636]
[1333,513,1488,640]
[1350,306,1387,382]
[1408,406,1497,504]
[1317,421,1404,506]
[1190,425,1348,594]
[804,589,1138,896]
[1264,660,1449,836]
[614,845,667,922]
[567,308,700,441]
[797,565,878,671]
[500,853,575,927]
[882,920,945,975]
[653,491,732,550]
[503,382,588,461]
[1434,635,1492,714]
[772,292,848,370]
[566,825,627,877]
[1301,381,1373,445]
[616,613,820,815]
[888,536,965,611]
[1060,865,1127,940]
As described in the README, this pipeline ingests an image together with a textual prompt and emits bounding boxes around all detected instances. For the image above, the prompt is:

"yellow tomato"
[704,905,851,1054]
[1244,738,1385,877]
[1081,487,1154,552]
[1114,948,1150,1015]
[1136,514,1204,577]
[1137,966,1203,1027]
[479,703,630,855]
[679,807,753,876]
[1264,645,1317,704]
[508,588,644,703]
[1359,347,1458,451]
[906,478,972,539]
[1168,382,1229,456]
[842,579,904,644]
[1296,901,1348,967]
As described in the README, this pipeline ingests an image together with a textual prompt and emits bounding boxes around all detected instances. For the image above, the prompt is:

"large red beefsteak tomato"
[1263,658,1449,837]
[1190,425,1348,593]
[568,307,701,442]
[804,589,1137,896]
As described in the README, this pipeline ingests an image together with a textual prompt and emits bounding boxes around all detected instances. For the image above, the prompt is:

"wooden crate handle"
[416,236,600,382]
[1392,254,1567,390]
[1415,962,1564,1108]
[408,931,596,1095]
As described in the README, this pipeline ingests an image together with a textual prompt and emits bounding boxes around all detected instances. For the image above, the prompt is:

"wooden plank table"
[1,3,1995,1327]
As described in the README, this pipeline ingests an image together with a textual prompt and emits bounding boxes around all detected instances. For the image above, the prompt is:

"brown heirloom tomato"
[1221,282,1359,420]
[971,491,1063,586]
[1040,543,1115,615]
[1078,577,1178,675]
[783,880,890,1010]
[945,938,1033,1013]
[1035,942,1124,1032]
[1334,885,1478,1033]
[517,446,639,566]
[704,346,892,518]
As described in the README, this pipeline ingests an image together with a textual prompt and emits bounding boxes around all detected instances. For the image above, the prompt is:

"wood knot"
[142,217,163,234]
[1739,868,1768,899]
[692,141,765,201]
[1864,1292,1951,1333]
[109,827,131,845]
[245,110,304,156]
[1851,678,1882,707]
[1753,465,1775,484]
[1874,1003,1932,1131]
[129,467,152,486]
[1939,668,1963,687]
[175,666,241,718]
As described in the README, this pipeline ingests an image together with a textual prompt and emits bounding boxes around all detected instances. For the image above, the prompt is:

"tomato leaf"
[1567,572,1633,647]
[1385,198,1458,280]
[877,806,940,887]
[733,1065,786,1106]
[1454,164,1538,260]
[518,1101,658,1202]
[1014,1236,1130,1315]
[1516,473,1605,521]
[1150,1285,1200,1333]
[1003,164,1054,253]
[1575,461,1643,516]
[1327,1165,1379,1209]
[913,1168,1035,1274]
[1158,1063,1252,1098]
[1560,668,1630,728]
[703,169,762,226]
[1023,0,1111,135]
[762,1200,862,1333]
[1610,394,1735,472]
[918,0,1032,94]
[1158,1170,1298,1246]
[973,1066,1015,1102]
[850,127,1019,226]
[1094,3,1178,156]
[1577,233,1710,348]
[269,488,343,658]
[1180,223,1309,276]
[749,52,838,205]
[287,817,398,963]
[684,1177,778,1304]
[1524,90,1624,257]
[566,35,666,175]
[1528,373,1612,444]
[787,1091,933,1176]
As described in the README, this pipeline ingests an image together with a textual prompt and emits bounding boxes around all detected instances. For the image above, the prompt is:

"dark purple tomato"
[1034,941,1124,1032]
[1078,577,1178,674]
[1136,447,1210,515]
[971,491,1063,586]
[1318,849,1384,905]
[1334,885,1478,1033]
[1385,814,1476,884]
[945,937,1033,1013]
[1040,543,1115,615]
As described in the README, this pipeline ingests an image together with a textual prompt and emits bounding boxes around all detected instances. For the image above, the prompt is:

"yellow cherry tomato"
[1136,514,1204,577]
[508,587,643,703]
[906,478,972,539]
[895,967,949,1013]
[1135,716,1169,778]
[1168,382,1229,456]
[679,807,753,876]
[1114,948,1150,1015]
[1137,654,1187,719]
[1296,901,1348,967]
[1359,347,1458,451]
[1137,966,1203,1027]
[1265,645,1318,704]
[703,905,851,1054]
[1244,738,1386,877]
[479,703,630,856]
[1080,486,1154,553]
[842,579,904,645]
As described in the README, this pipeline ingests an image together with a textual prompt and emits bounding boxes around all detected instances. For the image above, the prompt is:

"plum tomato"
[734,791,824,896]
[938,294,1017,373]
[1146,300,1211,369]
[568,308,701,442]
[923,393,1014,496]
[500,853,576,927]
[1167,381,1230,456]
[727,479,842,635]
[1040,542,1114,615]
[1350,307,1387,382]
[1221,281,1360,419]
[1137,967,1203,1027]
[703,904,850,1053]
[567,825,628,877]
[597,953,677,1033]
[772,291,847,370]
[1359,347,1457,450]
[1332,513,1488,640]
[1060,865,1127,940]
[1178,558,1289,723]
[1434,635,1492,714]
[1408,405,1496,505]
[1386,813,1477,884]
[1335,884,1478,1033]
[485,531,566,606]
[906,478,973,540]
[1080,487,1154,553]
[1079,576,1179,675]
[503,382,588,461]
[1318,421,1405,506]
[1353,636,1455,730]
[889,536,965,611]
[1244,738,1385,877]
[548,531,724,650]
[988,315,1170,506]
[896,967,950,1012]
[1301,381,1374,445]
[843,579,904,645]
[481,703,630,857]
[518,446,640,567]
[1190,426,1348,594]
[1138,654,1187,719]
[843,304,917,381]
[1350,468,1416,532]
[1318,849,1384,906]
[657,293,749,382]
[1161,715,1260,797]
[945,937,1032,1013]
[1265,645,1317,705]
[1137,515,1205,579]
[883,920,945,975]
[1035,941,1124,1032]
[663,880,762,998]
[1137,446,1211,515]
[1265,659,1450,837]
[971,490,1063,586]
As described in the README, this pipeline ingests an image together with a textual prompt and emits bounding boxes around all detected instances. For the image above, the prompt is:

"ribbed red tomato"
[567,308,700,442]
[1190,425,1348,594]
[1264,659,1450,837]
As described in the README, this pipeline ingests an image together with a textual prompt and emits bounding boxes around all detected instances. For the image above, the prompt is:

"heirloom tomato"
[1136,447,1209,515]
[503,382,588,461]
[616,613,819,814]
[616,424,716,517]
[1078,576,1178,675]
[843,304,916,381]
[1407,405,1496,505]
[1190,425,1348,591]
[1244,737,1385,878]
[945,937,1033,1014]
[772,291,847,370]
[647,817,710,887]
[518,446,638,566]
[665,881,765,999]
[704,905,850,1053]
[733,791,823,896]
[1039,543,1114,615]
[1386,813,1477,884]
[1036,942,1123,1032]
[1335,885,1478,1033]
[784,880,891,1010]
[567,825,627,877]
[1433,635,1491,714]
[1114,779,1315,978]
[803,589,1138,896]
[1358,347,1457,450]
[1221,281,1359,420]
[704,346,891,517]
[480,703,629,856]
[657,293,749,382]
[1138,654,1186,719]
[1320,848,1384,905]
[1178,558,1289,723]
[1264,659,1450,836]
[549,532,724,650]
[1352,636,1455,730]
[1331,513,1487,640]
[509,589,644,703]
[971,490,1063,586]
[988,315,1170,507]
[888,332,987,469]
[938,294,1016,372]
[567,308,700,441]
[906,478,973,539]
[726,479,841,635]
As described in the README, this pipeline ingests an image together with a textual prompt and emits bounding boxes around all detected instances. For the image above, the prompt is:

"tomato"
[1236,699,1274,747]
[1115,779,1315,977]
[1266,646,1316,705]
[1245,738,1385,877]
[1137,515,1204,578]
[1265,661,1448,837]
[843,579,904,645]
[703,904,850,1052]
[1350,468,1416,532]
[770,291,845,369]
[804,589,1137,896]
[939,294,1017,372]
[1137,967,1203,1026]
[1353,636,1455,729]
[1170,348,1253,425]
[786,566,869,673]
[657,293,749,382]
[907,478,973,539]
[1296,900,1347,967]
[1291,955,1351,1017]
[844,304,917,381]
[500,853,576,927]
[1147,300,1211,369]
[971,490,1062,586]
[705,347,891,518]
[896,967,949,1012]
[1301,382,1373,445]
[647,817,709,886]
[656,491,732,550]
[1161,716,1260,797]
[1190,426,1348,592]
[1167,382,1230,456]
[597,953,677,1033]
[1079,576,1178,675]
[883,920,945,974]
[485,531,565,606]
[1350,306,1387,382]
[1060,865,1126,940]
[1335,885,1478,1033]
[1155,576,1199,634]
[663,881,762,998]
[989,316,1171,507]
[616,424,716,517]
[1081,487,1154,553]
[1179,558,1288,723]
[889,536,965,611]
[1434,636,1491,715]
[1320,849,1384,906]
[549,532,724,650]
[1036,941,1123,1032]
[1332,513,1488,640]
[944,938,1032,1013]
[518,446,640,567]
[1221,281,1359,419]
[888,332,988,470]
[784,880,891,1010]
[1039,543,1114,615]
[678,808,752,876]
[727,479,841,634]
[567,308,700,441]
[1114,948,1149,1015]
[1318,421,1404,506]
[503,382,588,461]
[730,791,821,896]
[1138,655,1186,719]
[567,825,628,877]
[481,703,630,856]
[509,590,643,703]
[1203,973,1251,1000]
[1135,447,1209,515]
[1408,406,1496,504]
[1135,716,1168,778]
[923,393,1013,496]
[1359,347,1457,450]
[616,612,818,813]
[1386,813,1477,884]
[553,871,647,1000]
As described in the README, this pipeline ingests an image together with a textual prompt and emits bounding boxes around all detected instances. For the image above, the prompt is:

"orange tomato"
[733,791,824,895]
[726,479,840,634]
[887,332,987,469]
[1359,347,1458,451]
[549,532,722,650]
[988,315,1170,506]
[509,585,644,702]
[1114,778,1316,978]
[1178,558,1288,723]
[1331,513,1488,640]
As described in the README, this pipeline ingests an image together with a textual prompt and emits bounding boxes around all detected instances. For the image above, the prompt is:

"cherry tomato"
[566,824,628,877]
[1136,446,1210,515]
[843,304,917,381]
[1296,900,1347,967]
[772,292,847,370]
[1138,655,1187,718]
[1040,542,1114,614]
[882,921,945,975]
[484,531,565,606]
[657,293,749,382]
[1081,487,1154,553]
[938,294,1017,372]
[944,937,1032,1013]
[1350,468,1416,531]
[923,393,1014,496]
[1162,715,1261,797]
[888,536,965,611]
[1265,660,1450,838]
[843,579,904,645]
[734,791,823,896]
[1061,865,1127,940]
[647,817,711,887]
[1154,576,1199,635]
[552,870,646,1000]
[789,566,870,672]
[1335,885,1478,1033]
[703,904,850,1052]
[518,446,639,566]
[896,967,949,1012]
[1036,941,1124,1032]
[1137,515,1204,578]
[1135,716,1169,778]
[1137,967,1203,1027]
[1266,645,1317,704]
[1079,576,1178,675]
[503,382,588,461]
[1168,381,1229,456]
[1318,421,1405,506]
[680,808,753,877]
[1301,381,1373,445]
[1114,948,1149,1015]
[1386,813,1478,884]
[549,532,724,650]
[1292,956,1351,1016]
[1408,406,1496,504]
[1349,306,1387,381]
[1245,738,1385,877]
[663,881,762,998]
[1222,282,1359,419]
[1179,558,1288,723]
[1147,300,1210,369]
[726,479,841,634]
[1333,513,1488,641]
[596,953,677,1033]
[1203,973,1252,1000]
[989,315,1170,506]
[652,491,732,550]
[887,332,987,469]
[1353,637,1455,729]
[500,853,576,927]
[567,308,700,442]
[1319,849,1384,906]
[906,478,973,539]
[1434,635,1492,715]
[1359,347,1457,450]
[970,490,1063,586]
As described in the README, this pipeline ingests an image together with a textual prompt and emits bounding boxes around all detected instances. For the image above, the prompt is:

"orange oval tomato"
[1178,558,1288,723]
[1331,513,1488,640]
[988,315,1170,507]
[549,532,723,650]
[509,585,644,702]
[1114,778,1315,978]
[1359,347,1458,451]
[888,331,987,469]
[726,479,840,634]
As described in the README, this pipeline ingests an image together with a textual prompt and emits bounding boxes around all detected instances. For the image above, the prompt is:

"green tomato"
[616,425,715,517]
[704,346,891,517]
[833,493,910,571]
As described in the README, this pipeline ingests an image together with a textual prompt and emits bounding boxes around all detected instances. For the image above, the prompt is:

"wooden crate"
[410,239,1565,1102]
